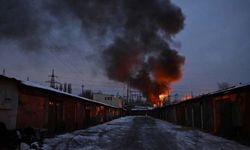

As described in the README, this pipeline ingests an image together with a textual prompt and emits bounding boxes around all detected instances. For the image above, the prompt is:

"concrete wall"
[0,78,19,129]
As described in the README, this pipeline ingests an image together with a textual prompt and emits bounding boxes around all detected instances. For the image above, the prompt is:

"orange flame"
[149,90,169,107]
[159,93,168,101]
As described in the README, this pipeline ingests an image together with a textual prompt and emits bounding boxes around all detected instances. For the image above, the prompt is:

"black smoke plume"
[0,0,185,104]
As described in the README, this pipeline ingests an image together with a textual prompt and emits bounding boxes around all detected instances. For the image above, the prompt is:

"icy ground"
[43,116,250,150]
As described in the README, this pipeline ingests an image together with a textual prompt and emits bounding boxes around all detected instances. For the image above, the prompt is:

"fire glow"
[180,95,193,101]
[101,0,185,107]
[159,93,168,101]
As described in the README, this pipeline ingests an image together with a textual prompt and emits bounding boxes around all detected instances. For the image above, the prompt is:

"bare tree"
[80,90,93,99]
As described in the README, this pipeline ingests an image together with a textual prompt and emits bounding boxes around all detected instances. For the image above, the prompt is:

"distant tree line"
[79,90,93,99]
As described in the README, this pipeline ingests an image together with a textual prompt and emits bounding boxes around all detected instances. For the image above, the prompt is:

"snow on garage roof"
[22,80,121,109]
[0,75,120,109]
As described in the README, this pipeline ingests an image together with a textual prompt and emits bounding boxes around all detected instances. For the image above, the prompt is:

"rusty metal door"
[218,100,233,137]
[48,100,63,132]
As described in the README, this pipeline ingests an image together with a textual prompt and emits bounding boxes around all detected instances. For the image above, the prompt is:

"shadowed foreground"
[43,116,250,150]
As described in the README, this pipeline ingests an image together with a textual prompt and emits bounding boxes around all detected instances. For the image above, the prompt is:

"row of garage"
[134,84,250,144]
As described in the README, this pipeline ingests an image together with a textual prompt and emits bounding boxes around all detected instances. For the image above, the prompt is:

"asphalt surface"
[43,116,250,150]
[112,117,178,150]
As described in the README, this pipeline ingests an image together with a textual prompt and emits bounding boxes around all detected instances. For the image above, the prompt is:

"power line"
[48,48,83,77]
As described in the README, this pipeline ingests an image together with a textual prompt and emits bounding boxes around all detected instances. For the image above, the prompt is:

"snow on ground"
[43,116,250,150]
[42,116,134,150]
[155,118,250,150]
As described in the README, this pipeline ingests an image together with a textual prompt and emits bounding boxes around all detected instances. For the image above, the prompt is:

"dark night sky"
[0,0,250,98]
[171,0,250,96]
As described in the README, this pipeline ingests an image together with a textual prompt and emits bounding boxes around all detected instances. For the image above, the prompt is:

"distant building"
[93,93,123,108]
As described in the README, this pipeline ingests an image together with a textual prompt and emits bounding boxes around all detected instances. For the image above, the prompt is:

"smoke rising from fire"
[0,0,185,104]
[100,0,185,104]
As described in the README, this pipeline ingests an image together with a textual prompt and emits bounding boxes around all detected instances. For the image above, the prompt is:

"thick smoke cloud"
[0,0,185,105]
[0,0,36,38]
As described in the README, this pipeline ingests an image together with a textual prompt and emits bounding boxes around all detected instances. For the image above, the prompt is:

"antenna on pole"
[2,69,5,76]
